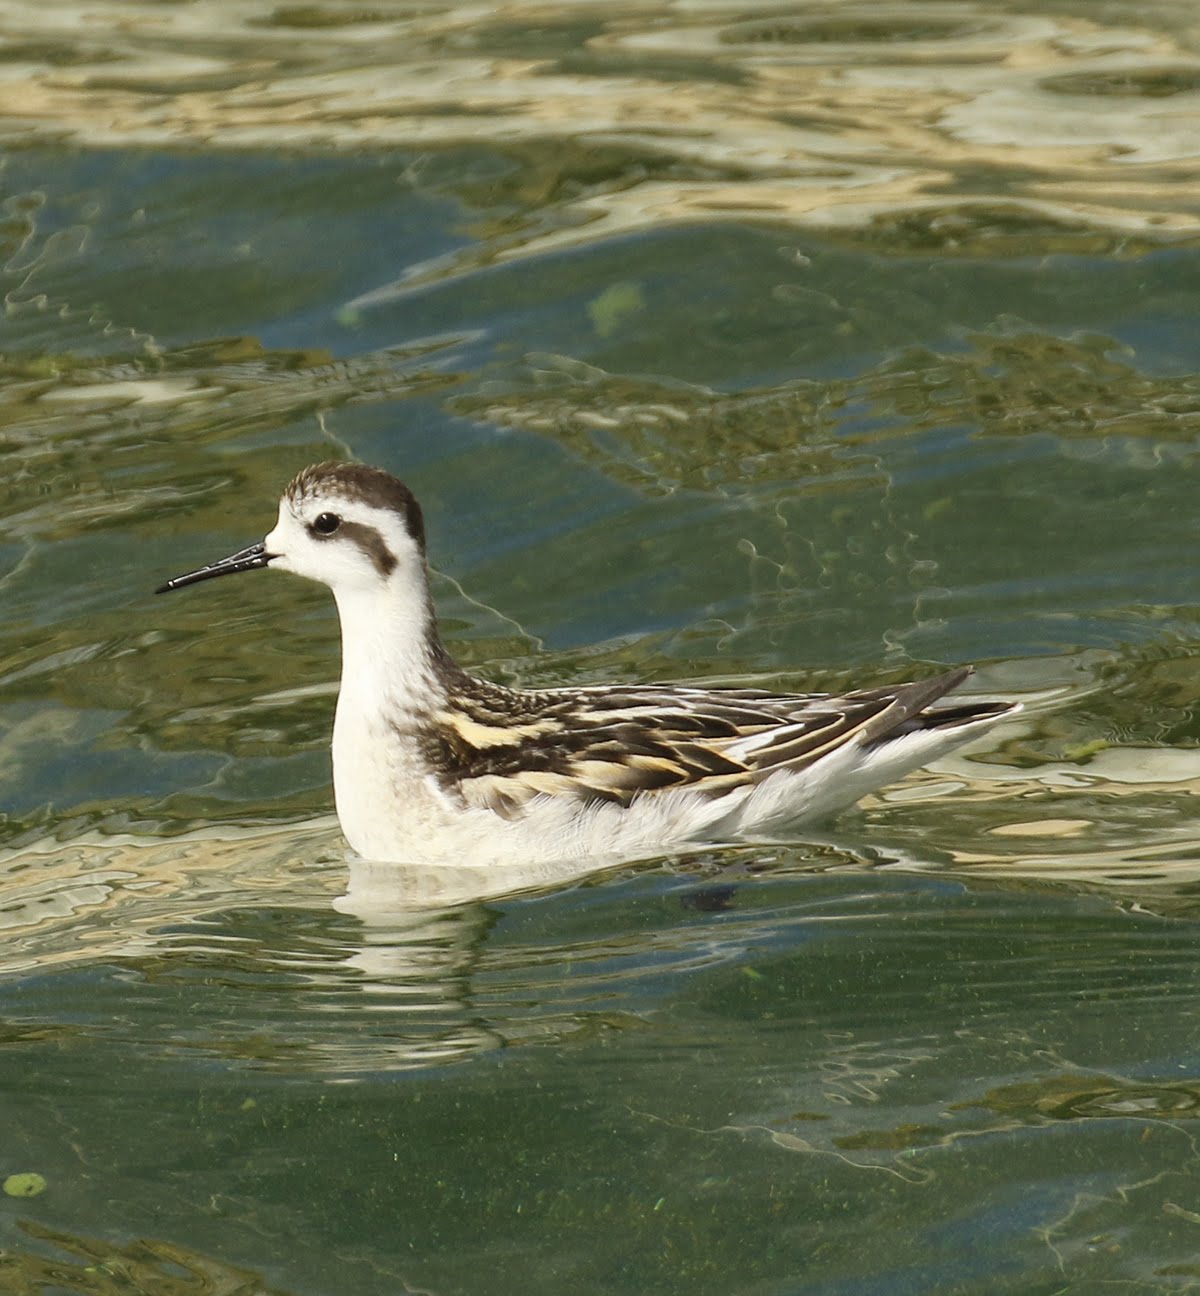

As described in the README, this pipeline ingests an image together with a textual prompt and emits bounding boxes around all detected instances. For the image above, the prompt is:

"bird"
[157,461,1019,867]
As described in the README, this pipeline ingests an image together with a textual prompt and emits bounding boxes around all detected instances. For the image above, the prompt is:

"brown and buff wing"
[422,666,1009,817]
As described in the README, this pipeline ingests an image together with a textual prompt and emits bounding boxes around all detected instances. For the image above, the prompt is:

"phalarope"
[157,462,1019,866]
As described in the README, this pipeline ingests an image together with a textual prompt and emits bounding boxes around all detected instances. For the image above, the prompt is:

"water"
[2,1,1200,1291]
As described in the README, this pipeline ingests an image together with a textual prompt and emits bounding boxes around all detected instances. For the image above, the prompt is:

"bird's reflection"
[5,810,1200,1075]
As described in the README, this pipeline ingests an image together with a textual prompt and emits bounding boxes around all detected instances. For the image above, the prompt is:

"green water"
[3,2,1200,1291]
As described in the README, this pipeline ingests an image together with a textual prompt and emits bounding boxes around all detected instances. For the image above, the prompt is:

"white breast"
[331,697,461,861]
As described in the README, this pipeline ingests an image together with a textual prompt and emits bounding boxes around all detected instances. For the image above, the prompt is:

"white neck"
[332,576,447,723]
[328,569,456,857]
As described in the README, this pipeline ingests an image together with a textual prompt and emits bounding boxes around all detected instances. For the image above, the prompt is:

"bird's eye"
[312,512,341,535]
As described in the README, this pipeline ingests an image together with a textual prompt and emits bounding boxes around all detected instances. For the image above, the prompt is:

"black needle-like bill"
[155,542,272,594]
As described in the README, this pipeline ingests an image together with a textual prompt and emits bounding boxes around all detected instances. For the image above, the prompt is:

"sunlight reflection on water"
[3,5,1200,1291]
[2,0,1199,257]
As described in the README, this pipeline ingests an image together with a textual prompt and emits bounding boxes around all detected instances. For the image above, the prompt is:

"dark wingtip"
[857,665,977,745]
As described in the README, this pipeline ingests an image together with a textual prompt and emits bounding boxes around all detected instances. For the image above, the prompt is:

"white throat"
[328,567,454,857]
[332,574,444,721]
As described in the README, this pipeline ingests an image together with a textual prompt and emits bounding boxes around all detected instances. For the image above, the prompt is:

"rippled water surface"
[4,1,1200,1291]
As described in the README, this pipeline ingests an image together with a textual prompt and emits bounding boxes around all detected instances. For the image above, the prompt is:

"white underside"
[333,709,1013,868]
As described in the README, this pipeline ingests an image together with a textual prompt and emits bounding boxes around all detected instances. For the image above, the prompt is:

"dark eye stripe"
[303,508,397,577]
[338,520,397,577]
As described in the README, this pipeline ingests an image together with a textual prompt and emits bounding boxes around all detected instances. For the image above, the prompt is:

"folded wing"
[432,666,1013,817]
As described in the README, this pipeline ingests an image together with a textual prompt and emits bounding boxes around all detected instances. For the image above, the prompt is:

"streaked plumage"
[157,462,1019,866]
